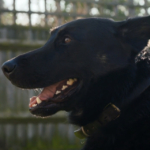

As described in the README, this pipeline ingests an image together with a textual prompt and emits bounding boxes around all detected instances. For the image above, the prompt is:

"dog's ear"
[117,16,150,53]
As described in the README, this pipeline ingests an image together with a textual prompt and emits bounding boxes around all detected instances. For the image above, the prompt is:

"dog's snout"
[2,60,16,78]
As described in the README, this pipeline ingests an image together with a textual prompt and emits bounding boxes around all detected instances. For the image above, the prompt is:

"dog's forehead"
[54,18,115,33]
[65,18,114,27]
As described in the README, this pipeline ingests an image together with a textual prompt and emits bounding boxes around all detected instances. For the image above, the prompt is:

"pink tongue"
[29,80,66,107]
[29,96,37,107]
[38,85,56,100]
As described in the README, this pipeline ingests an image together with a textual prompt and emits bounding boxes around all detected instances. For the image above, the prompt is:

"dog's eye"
[64,37,71,44]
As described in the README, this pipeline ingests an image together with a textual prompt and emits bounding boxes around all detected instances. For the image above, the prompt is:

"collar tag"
[74,103,120,139]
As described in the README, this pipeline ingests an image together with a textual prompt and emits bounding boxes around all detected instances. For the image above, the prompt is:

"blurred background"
[0,0,150,149]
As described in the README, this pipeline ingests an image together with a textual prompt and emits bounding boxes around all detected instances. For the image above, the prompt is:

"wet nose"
[1,60,16,78]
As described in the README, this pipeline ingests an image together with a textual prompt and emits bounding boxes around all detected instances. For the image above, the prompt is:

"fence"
[0,0,150,44]
[1,0,150,43]
[1,0,150,27]
[0,0,150,118]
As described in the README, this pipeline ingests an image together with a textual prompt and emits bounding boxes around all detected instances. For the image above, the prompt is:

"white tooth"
[74,78,77,82]
[36,97,42,104]
[67,79,74,85]
[62,85,68,90]
[56,90,61,95]
[32,104,37,107]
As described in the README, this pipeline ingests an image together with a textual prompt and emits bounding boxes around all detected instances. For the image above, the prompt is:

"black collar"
[74,103,121,139]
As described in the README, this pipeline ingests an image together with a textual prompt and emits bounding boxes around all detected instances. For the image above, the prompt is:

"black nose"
[1,60,16,78]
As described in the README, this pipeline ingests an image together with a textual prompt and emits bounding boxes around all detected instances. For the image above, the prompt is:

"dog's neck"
[69,57,150,127]
[74,75,150,139]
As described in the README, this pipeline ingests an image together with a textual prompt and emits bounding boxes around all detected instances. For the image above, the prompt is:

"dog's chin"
[29,78,82,117]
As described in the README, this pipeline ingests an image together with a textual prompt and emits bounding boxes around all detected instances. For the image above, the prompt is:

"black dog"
[2,16,150,150]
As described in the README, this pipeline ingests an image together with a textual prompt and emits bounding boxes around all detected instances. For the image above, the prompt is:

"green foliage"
[5,133,82,150]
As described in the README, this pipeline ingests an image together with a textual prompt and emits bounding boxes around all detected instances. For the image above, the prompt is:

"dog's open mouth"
[29,78,79,110]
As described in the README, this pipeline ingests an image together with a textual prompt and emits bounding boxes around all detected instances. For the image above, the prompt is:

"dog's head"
[2,16,150,125]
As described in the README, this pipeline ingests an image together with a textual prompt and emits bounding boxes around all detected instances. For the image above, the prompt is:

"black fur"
[1,16,150,150]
